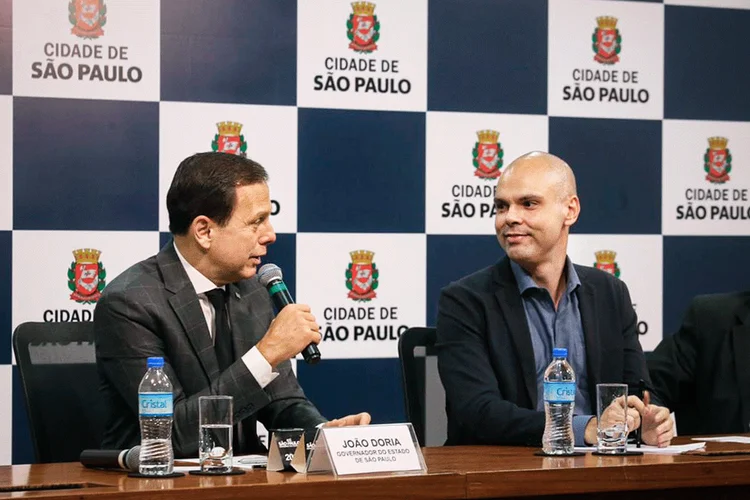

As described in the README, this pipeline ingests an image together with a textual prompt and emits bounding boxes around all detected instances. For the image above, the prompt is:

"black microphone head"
[258,263,283,287]
[126,446,140,471]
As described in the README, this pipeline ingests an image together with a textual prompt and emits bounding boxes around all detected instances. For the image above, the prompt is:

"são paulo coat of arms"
[346,250,378,301]
[472,130,503,179]
[704,136,731,184]
[68,248,107,303]
[592,16,621,65]
[594,250,620,278]
[347,2,379,53]
[69,0,106,39]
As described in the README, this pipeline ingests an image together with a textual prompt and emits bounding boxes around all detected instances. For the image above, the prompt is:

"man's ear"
[563,195,580,227]
[191,216,212,250]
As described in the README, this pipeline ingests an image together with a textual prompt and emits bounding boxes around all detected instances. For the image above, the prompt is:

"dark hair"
[167,152,268,235]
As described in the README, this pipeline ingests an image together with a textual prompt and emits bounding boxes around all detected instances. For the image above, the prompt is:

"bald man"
[436,152,673,448]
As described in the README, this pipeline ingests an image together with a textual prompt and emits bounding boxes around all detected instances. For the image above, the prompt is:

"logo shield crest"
[592,16,620,65]
[212,122,248,157]
[347,2,380,53]
[704,137,732,184]
[346,250,378,301]
[68,248,107,303]
[69,0,107,39]
[472,130,503,179]
[594,250,620,279]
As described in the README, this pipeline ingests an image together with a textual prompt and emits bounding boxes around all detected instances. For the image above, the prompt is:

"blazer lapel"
[494,259,537,406]
[227,283,250,359]
[732,301,750,431]
[226,281,271,360]
[576,274,601,400]
[157,245,219,380]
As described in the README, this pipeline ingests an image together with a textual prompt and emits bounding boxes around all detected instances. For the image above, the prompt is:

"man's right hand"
[584,395,645,445]
[256,304,322,368]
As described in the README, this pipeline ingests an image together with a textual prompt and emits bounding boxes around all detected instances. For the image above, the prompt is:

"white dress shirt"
[174,243,279,388]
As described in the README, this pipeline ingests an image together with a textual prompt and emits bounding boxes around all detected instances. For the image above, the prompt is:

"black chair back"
[12,322,106,463]
[398,326,441,447]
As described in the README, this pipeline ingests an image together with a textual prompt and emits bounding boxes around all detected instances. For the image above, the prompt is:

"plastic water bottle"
[138,357,174,475]
[542,347,576,455]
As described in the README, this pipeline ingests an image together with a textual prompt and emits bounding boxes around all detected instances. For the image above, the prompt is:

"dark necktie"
[205,288,254,453]
[204,288,234,371]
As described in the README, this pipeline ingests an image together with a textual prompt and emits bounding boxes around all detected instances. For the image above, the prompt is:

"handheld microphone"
[80,446,140,472]
[258,263,321,365]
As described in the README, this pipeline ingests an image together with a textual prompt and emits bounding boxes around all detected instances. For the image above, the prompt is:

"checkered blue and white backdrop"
[0,0,748,464]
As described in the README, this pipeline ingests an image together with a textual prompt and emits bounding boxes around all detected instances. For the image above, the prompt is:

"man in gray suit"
[95,152,370,457]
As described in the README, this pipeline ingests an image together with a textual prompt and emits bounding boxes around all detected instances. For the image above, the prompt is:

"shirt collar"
[510,257,581,296]
[173,242,223,295]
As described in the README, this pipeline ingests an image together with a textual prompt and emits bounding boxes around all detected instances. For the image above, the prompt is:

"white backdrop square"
[297,0,427,111]
[159,102,298,234]
[11,230,160,340]
[568,234,663,351]
[664,0,750,9]
[296,233,426,359]
[548,0,664,119]
[13,0,160,101]
[662,119,750,236]
[425,111,548,235]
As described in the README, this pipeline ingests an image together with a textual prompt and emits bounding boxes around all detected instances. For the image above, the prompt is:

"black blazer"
[648,292,750,435]
[436,256,653,446]
[94,244,325,457]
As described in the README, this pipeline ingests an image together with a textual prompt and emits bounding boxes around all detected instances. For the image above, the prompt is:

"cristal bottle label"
[139,392,173,417]
[543,382,576,403]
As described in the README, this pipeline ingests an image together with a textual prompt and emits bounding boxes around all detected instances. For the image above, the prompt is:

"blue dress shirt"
[510,259,593,446]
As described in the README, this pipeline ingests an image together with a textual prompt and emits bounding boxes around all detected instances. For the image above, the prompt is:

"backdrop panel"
[2,0,749,463]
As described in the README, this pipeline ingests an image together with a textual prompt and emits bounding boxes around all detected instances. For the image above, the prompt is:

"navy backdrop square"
[159,232,173,253]
[13,98,159,231]
[0,231,10,365]
[264,233,297,304]
[665,6,750,121]
[297,358,406,424]
[549,117,662,234]
[161,0,297,105]
[662,236,750,336]
[11,367,33,465]
[0,0,10,95]
[427,0,548,114]
[426,235,504,325]
[298,108,426,233]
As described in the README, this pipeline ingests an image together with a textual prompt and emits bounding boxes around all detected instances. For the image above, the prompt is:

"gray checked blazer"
[94,243,326,457]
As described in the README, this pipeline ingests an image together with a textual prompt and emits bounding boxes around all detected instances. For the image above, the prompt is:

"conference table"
[1,437,749,499]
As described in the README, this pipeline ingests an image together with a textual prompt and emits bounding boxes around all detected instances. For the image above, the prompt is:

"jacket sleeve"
[436,284,545,446]
[647,299,700,412]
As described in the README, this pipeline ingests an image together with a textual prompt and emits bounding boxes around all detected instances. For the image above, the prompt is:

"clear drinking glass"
[596,383,628,454]
[198,395,233,472]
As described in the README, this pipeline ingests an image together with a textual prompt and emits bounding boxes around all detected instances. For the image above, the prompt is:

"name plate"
[302,423,426,476]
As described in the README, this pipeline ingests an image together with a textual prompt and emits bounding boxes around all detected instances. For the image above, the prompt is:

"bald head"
[501,151,577,202]
[494,151,581,276]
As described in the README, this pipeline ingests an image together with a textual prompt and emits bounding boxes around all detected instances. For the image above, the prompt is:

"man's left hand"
[640,392,674,447]
[324,412,372,427]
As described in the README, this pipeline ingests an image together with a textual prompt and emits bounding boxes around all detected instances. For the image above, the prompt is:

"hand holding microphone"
[257,264,321,366]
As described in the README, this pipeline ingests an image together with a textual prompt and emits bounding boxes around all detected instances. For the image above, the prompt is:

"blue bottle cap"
[552,347,568,358]
[147,357,164,368]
